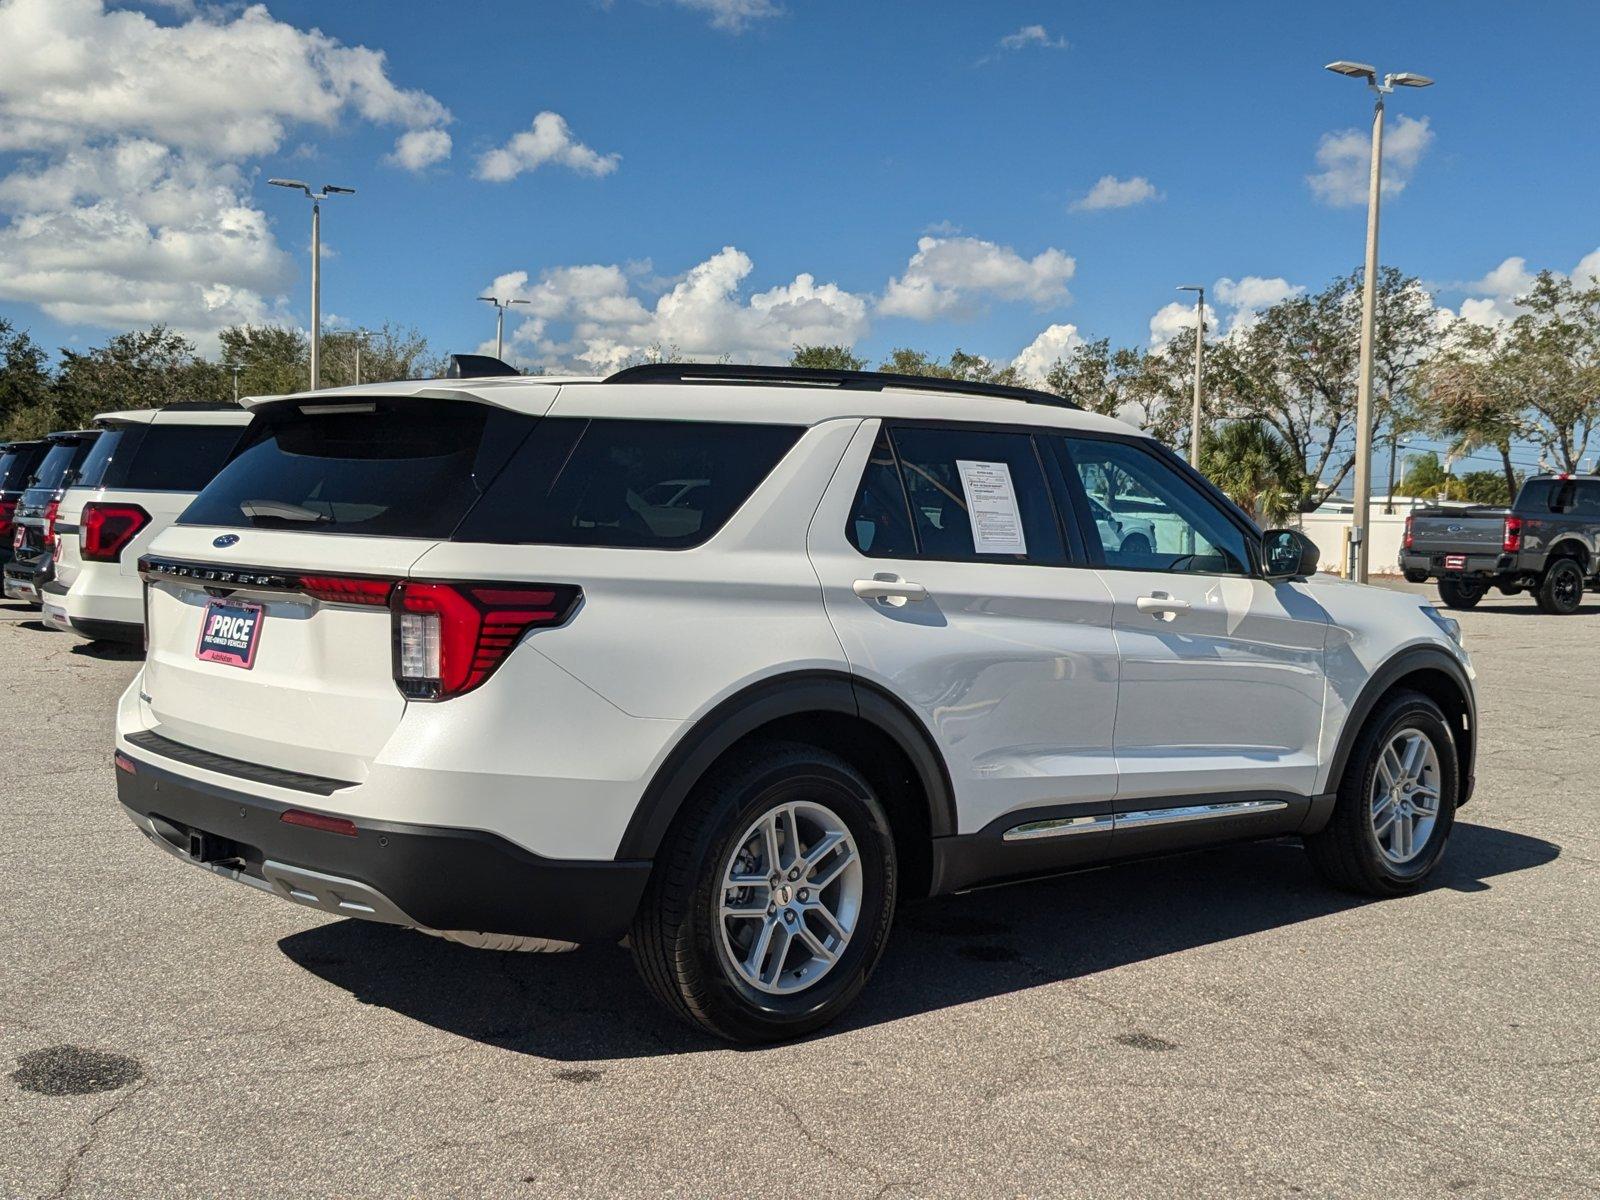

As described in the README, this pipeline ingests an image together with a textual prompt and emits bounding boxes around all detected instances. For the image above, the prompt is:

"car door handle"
[1136,594,1191,617]
[853,577,928,604]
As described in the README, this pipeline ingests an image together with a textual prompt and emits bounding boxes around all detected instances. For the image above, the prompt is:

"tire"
[1403,569,1429,584]
[1496,584,1522,597]
[1536,558,1585,615]
[1305,689,1457,896]
[630,740,897,1043]
[1437,579,1485,610]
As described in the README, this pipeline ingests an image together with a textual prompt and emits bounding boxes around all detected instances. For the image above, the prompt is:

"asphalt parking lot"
[2,583,1597,1199]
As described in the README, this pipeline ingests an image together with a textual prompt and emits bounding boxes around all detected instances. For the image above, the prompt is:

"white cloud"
[1071,174,1160,212]
[1011,323,1084,385]
[998,24,1067,51]
[1571,249,1600,288]
[0,0,448,158]
[671,0,782,33]
[878,235,1075,320]
[0,0,450,341]
[1307,113,1433,207]
[1145,275,1303,346]
[475,112,620,182]
[386,128,452,172]
[1449,249,1600,327]
[489,246,869,373]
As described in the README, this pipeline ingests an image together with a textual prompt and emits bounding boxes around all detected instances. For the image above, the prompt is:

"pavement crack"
[47,1076,150,1200]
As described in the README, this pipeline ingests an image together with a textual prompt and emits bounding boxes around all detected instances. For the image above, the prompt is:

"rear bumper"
[1399,550,1512,578]
[3,562,41,604]
[115,751,651,944]
[61,561,144,641]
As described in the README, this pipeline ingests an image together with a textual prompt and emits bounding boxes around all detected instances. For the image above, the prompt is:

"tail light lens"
[41,498,61,553]
[81,502,152,562]
[0,498,14,540]
[1403,515,1414,550]
[1503,516,1523,553]
[393,581,580,700]
[299,575,393,605]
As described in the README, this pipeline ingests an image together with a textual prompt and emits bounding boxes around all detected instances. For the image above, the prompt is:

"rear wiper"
[240,499,332,523]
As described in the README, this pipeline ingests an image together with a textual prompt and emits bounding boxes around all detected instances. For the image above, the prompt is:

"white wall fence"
[1297,511,1409,576]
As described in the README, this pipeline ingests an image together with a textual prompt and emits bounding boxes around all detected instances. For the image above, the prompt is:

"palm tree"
[1199,419,1310,524]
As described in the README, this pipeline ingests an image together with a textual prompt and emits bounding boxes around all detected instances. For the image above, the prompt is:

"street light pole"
[268,179,355,390]
[1324,61,1432,582]
[477,296,530,360]
[228,363,242,404]
[1177,285,1205,466]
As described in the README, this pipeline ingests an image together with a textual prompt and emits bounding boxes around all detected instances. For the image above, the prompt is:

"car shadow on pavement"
[68,640,143,661]
[278,821,1558,1060]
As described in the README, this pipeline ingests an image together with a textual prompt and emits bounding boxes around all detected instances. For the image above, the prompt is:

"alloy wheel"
[1369,727,1442,865]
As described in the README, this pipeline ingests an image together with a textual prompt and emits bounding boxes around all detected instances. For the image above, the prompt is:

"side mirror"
[1260,528,1319,581]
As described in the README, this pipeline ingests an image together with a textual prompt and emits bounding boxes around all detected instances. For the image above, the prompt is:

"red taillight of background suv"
[80,502,152,562]
[0,498,14,541]
[41,498,62,553]
[393,581,581,700]
[1503,515,1523,554]
[1403,514,1414,551]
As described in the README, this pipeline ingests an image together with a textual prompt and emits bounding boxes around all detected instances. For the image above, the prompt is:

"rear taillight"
[81,502,152,562]
[300,575,393,605]
[1503,516,1523,553]
[1403,515,1414,550]
[41,498,61,552]
[393,581,580,700]
[0,498,14,540]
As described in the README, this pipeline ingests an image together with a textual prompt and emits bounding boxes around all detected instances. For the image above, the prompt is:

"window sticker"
[955,459,1027,555]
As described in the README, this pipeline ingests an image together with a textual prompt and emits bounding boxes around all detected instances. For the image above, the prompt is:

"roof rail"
[446,353,521,379]
[603,362,1080,410]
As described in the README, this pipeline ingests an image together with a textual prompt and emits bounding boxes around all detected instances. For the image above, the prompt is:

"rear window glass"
[121,425,247,490]
[180,400,532,538]
[457,418,804,549]
[28,438,98,493]
[72,428,129,490]
[0,450,22,490]
[0,444,46,492]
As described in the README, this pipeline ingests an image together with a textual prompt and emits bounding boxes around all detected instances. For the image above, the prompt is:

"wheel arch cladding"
[1546,539,1590,570]
[1325,647,1476,823]
[617,670,955,899]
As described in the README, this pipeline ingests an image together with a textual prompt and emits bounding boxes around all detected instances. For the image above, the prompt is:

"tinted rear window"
[180,400,532,538]
[0,450,21,490]
[73,428,129,491]
[119,424,247,491]
[456,418,804,549]
[28,439,98,493]
[0,444,46,492]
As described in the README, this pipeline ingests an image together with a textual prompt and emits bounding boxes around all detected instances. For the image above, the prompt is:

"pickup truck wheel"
[1305,690,1457,896]
[1536,559,1585,615]
[1403,569,1429,584]
[1437,579,1485,610]
[630,741,897,1044]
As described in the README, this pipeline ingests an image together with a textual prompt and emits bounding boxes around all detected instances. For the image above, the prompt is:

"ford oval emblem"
[1446,525,1463,533]
[213,534,240,548]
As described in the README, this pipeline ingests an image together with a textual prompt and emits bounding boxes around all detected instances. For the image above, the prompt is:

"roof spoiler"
[446,353,521,379]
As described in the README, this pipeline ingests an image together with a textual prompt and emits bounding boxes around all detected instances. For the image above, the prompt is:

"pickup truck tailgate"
[1409,511,1505,555]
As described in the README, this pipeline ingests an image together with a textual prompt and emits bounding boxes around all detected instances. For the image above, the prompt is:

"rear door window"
[1573,480,1600,517]
[180,400,534,538]
[874,425,1066,564]
[457,418,803,549]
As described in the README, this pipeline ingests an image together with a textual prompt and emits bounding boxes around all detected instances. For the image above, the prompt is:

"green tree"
[1419,321,1524,502]
[53,326,227,428]
[1501,270,1600,472]
[0,319,55,438]
[216,325,309,397]
[1198,419,1310,523]
[1394,451,1466,501]
[321,324,443,387]
[1457,470,1518,505]
[790,345,866,371]
[879,347,1023,386]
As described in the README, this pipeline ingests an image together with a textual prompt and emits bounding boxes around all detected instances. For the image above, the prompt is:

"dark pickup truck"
[1401,474,1600,614]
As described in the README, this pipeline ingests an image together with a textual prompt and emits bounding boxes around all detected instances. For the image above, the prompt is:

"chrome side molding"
[1002,814,1115,842]
[1002,797,1289,842]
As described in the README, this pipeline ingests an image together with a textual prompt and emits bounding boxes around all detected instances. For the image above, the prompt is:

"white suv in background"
[113,363,1477,1042]
[45,405,250,643]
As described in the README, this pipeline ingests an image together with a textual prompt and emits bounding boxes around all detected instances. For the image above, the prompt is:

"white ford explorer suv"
[45,405,251,643]
[114,363,1477,1042]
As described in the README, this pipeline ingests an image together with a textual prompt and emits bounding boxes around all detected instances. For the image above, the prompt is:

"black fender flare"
[615,670,957,861]
[1543,538,1591,571]
[1312,645,1477,830]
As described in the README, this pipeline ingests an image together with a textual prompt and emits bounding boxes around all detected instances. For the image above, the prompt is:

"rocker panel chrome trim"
[1001,813,1115,841]
[1002,797,1289,841]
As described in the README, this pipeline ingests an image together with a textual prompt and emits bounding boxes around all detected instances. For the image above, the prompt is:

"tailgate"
[140,529,433,782]
[1409,513,1504,555]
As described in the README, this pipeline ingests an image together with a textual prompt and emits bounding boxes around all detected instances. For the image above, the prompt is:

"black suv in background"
[1402,473,1600,614]
[0,439,49,575]
[3,429,101,608]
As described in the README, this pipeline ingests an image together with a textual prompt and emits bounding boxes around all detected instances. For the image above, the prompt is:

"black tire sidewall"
[1540,560,1584,614]
[1348,696,1458,888]
[686,753,896,1036]
[1438,579,1484,609]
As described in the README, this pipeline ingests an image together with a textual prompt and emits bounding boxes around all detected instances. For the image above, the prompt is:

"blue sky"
[1,0,1597,406]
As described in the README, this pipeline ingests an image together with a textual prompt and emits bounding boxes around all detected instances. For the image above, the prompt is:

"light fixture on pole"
[478,295,530,360]
[227,362,243,404]
[1176,285,1206,467]
[1324,60,1433,582]
[268,179,356,391]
